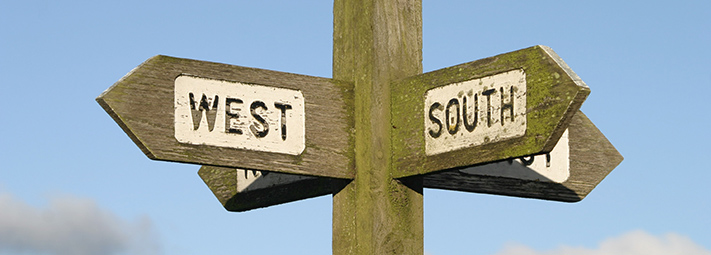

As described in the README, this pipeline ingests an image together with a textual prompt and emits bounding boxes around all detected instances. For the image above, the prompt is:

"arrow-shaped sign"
[391,45,590,178]
[198,166,335,212]
[198,111,621,210]
[423,111,622,202]
[97,55,354,179]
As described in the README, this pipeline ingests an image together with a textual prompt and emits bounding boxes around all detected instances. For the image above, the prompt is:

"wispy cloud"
[494,230,711,255]
[0,192,161,255]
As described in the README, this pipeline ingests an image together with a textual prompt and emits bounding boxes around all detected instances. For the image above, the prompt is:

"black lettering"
[462,93,478,132]
[519,155,534,166]
[482,88,496,127]
[274,102,293,141]
[500,86,515,125]
[245,169,269,179]
[446,98,460,135]
[250,101,269,138]
[225,98,243,134]
[189,93,218,131]
[428,103,443,138]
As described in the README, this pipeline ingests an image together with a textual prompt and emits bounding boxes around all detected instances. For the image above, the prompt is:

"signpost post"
[97,0,622,254]
[330,1,425,252]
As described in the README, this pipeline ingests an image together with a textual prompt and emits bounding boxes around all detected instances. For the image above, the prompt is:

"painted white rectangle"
[424,69,526,155]
[459,129,569,183]
[174,75,306,155]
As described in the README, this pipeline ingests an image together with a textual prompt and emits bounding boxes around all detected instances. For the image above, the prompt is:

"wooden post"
[332,0,424,254]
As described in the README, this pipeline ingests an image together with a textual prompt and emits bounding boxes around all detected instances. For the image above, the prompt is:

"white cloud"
[494,230,711,255]
[0,192,161,255]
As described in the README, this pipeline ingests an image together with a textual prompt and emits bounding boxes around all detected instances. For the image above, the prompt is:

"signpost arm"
[332,0,424,254]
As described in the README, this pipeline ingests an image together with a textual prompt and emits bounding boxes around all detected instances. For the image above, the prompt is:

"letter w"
[189,93,219,131]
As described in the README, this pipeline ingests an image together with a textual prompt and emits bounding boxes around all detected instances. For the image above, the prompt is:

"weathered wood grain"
[391,45,590,178]
[97,56,354,179]
[332,0,424,254]
[423,111,622,202]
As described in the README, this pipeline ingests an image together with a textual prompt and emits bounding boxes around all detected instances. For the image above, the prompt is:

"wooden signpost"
[97,0,622,254]
[198,111,621,212]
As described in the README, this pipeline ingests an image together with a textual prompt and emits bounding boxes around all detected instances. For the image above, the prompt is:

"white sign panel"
[235,169,315,192]
[460,129,569,183]
[174,75,306,155]
[424,69,526,155]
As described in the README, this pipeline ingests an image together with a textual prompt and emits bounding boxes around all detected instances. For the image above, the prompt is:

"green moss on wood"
[391,45,590,178]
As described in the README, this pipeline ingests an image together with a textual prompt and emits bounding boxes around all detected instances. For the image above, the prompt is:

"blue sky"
[1,1,709,254]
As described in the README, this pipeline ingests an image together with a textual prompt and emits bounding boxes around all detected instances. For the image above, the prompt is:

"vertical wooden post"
[332,0,423,254]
